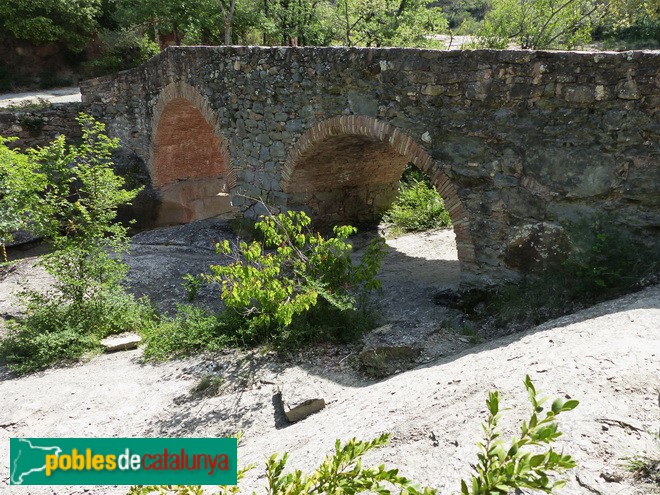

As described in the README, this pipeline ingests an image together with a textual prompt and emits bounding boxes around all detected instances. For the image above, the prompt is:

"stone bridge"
[80,46,659,285]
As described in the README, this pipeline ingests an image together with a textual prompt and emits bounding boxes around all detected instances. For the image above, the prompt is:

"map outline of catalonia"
[11,438,62,485]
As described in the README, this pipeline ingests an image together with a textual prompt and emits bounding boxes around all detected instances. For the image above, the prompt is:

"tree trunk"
[225,18,232,44]
[223,0,237,45]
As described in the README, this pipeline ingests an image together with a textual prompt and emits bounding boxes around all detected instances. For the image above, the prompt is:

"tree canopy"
[0,0,104,51]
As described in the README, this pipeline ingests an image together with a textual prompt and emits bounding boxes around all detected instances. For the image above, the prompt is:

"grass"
[383,164,451,236]
[0,291,157,375]
[191,373,225,396]
[140,301,379,362]
[2,98,53,112]
[454,219,659,330]
[625,429,660,486]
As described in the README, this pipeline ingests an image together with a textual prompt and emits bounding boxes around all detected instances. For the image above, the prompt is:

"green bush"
[384,167,451,234]
[128,376,578,495]
[208,211,384,346]
[0,115,156,374]
[142,211,384,359]
[463,217,659,327]
[472,0,596,49]
[0,290,156,374]
[82,29,159,78]
[0,136,48,262]
[0,0,103,52]
[141,306,232,362]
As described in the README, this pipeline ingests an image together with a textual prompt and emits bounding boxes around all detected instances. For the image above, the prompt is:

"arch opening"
[281,116,476,277]
[286,134,409,228]
[150,96,233,226]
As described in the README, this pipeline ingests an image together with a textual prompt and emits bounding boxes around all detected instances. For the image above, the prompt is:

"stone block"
[284,398,326,423]
[101,333,142,352]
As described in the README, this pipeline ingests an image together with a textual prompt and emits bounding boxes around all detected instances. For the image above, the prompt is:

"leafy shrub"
[462,375,578,494]
[0,137,48,262]
[83,29,159,77]
[472,0,597,49]
[128,376,578,495]
[0,115,155,374]
[460,217,659,327]
[142,211,383,359]
[597,0,660,50]
[384,166,451,234]
[0,290,156,374]
[0,0,103,51]
[208,210,384,347]
[141,306,232,362]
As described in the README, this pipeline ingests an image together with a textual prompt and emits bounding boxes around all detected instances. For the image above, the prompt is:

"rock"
[101,333,142,352]
[284,398,326,423]
[358,323,431,377]
[600,470,623,483]
[504,222,570,274]
[359,345,422,378]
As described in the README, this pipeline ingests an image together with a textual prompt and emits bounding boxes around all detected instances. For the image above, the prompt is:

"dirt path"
[0,87,81,108]
[1,225,658,494]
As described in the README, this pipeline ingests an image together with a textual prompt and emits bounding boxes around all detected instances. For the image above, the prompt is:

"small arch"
[149,82,236,226]
[281,115,475,264]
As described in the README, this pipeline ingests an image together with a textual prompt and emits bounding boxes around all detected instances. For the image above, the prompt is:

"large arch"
[281,115,475,264]
[149,82,237,226]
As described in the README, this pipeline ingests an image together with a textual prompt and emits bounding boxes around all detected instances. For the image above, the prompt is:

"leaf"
[551,398,565,414]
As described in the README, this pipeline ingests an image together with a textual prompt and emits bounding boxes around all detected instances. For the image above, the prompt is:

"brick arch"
[149,82,236,225]
[281,115,475,263]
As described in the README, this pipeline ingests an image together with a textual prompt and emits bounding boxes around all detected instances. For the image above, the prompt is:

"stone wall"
[0,103,82,150]
[80,46,659,285]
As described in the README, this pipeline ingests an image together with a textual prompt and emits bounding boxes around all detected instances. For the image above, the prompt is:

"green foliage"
[262,0,336,46]
[384,167,451,234]
[207,210,384,344]
[115,0,208,44]
[83,28,160,77]
[625,428,659,485]
[473,0,600,49]
[0,290,156,374]
[0,137,48,262]
[259,433,424,494]
[462,375,578,494]
[0,115,153,374]
[30,114,140,306]
[436,0,489,30]
[598,0,659,49]
[128,377,577,495]
[141,305,231,361]
[183,273,204,302]
[191,373,225,396]
[334,0,447,47]
[463,217,659,327]
[142,211,383,359]
[0,0,104,51]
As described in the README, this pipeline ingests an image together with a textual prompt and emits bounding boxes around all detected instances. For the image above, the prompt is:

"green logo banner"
[10,438,237,486]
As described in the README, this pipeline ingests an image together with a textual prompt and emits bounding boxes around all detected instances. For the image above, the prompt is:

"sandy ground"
[0,227,658,494]
[0,88,81,108]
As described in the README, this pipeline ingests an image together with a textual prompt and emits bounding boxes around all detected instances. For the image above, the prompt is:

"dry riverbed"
[0,221,658,494]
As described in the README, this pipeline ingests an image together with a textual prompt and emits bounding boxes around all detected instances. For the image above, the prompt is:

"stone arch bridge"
[81,46,659,285]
